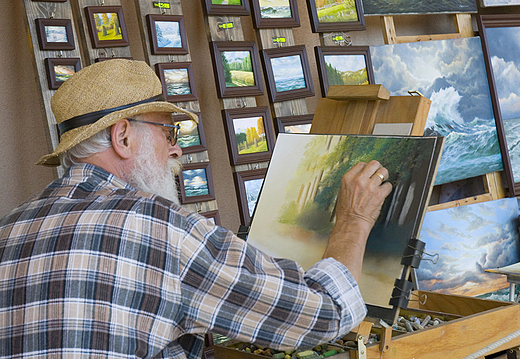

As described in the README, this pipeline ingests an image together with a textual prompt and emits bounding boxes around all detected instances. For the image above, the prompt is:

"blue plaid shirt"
[0,164,366,358]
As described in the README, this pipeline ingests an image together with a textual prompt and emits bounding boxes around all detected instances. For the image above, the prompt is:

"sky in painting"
[271,55,304,81]
[324,54,366,72]
[416,197,520,297]
[233,116,262,134]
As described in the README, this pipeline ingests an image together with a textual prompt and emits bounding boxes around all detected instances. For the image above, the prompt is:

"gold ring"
[374,172,385,183]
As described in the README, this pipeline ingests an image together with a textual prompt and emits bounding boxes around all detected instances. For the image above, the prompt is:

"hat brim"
[37,101,199,167]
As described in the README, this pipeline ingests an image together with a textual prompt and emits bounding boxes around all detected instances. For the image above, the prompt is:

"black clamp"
[389,278,414,309]
[401,238,426,268]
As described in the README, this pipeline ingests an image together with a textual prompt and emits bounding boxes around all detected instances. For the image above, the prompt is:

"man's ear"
[111,119,134,159]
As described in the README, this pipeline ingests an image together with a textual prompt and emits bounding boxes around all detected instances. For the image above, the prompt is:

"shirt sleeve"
[178,213,367,350]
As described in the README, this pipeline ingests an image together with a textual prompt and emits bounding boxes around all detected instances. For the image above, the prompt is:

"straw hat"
[37,59,198,166]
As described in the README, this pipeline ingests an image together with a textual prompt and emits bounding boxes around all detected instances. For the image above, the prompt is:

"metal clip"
[422,250,439,264]
[188,155,193,163]
[57,50,63,58]
[409,292,428,306]
[408,90,425,97]
[357,335,367,359]
[50,12,55,19]
[100,0,105,6]
[195,203,201,213]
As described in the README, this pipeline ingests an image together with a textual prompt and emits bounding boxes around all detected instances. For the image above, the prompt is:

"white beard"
[126,126,182,205]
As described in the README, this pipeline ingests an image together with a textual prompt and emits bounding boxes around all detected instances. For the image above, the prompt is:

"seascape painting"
[247,133,443,309]
[259,0,292,18]
[45,26,67,42]
[362,0,477,15]
[182,168,210,198]
[315,0,359,23]
[177,120,201,149]
[163,68,191,96]
[371,37,503,186]
[155,21,181,48]
[416,197,520,301]
[483,26,520,183]
[53,65,76,82]
[221,51,256,88]
[94,12,123,41]
[233,116,268,155]
[245,178,264,217]
[324,54,368,86]
[271,55,306,92]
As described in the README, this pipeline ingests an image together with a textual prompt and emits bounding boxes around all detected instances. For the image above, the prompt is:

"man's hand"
[322,160,393,281]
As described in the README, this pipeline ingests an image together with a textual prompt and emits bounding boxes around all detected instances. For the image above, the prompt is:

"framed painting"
[203,0,250,15]
[361,0,477,15]
[261,45,314,103]
[250,0,300,29]
[247,133,444,322]
[481,0,520,6]
[44,58,81,90]
[147,14,188,55]
[172,112,206,154]
[32,0,67,2]
[156,62,197,102]
[35,18,75,51]
[478,15,520,196]
[416,197,520,301]
[315,46,374,97]
[307,0,365,33]
[275,114,314,134]
[234,168,267,225]
[222,107,276,166]
[210,41,264,98]
[370,37,504,186]
[200,210,221,226]
[178,162,215,204]
[84,6,129,48]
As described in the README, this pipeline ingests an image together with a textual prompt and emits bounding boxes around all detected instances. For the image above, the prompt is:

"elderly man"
[0,59,392,358]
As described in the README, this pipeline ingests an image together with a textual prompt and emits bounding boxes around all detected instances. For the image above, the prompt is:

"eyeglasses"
[128,118,181,146]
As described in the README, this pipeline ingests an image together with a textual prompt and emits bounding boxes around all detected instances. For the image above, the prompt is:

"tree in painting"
[234,116,267,154]
[94,13,122,40]
[316,0,358,23]
[221,51,255,88]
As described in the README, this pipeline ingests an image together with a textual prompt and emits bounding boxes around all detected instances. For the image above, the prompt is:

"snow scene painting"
[155,20,182,48]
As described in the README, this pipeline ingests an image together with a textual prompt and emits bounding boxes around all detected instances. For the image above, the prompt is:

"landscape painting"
[285,124,312,133]
[221,50,256,88]
[315,0,359,23]
[481,0,520,6]
[45,25,67,42]
[233,116,268,155]
[245,178,264,217]
[371,37,503,186]
[416,197,520,301]
[93,12,123,41]
[155,21,181,48]
[247,133,444,311]
[362,0,477,15]
[323,54,368,86]
[212,0,242,3]
[259,0,292,18]
[271,55,306,92]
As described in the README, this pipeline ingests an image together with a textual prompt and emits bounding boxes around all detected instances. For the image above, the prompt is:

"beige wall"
[0,1,515,230]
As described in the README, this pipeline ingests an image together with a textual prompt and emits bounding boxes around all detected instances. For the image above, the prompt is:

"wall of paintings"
[8,0,520,236]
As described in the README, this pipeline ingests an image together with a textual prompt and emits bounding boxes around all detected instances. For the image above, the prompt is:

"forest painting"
[93,12,122,41]
[221,51,255,88]
[247,133,443,309]
[324,54,368,86]
[416,197,520,301]
[233,116,268,154]
[361,0,476,15]
[315,0,359,23]
[371,37,503,185]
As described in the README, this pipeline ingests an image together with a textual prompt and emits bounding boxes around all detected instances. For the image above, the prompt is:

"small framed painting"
[250,0,300,29]
[32,0,67,2]
[178,162,215,204]
[200,210,221,226]
[275,114,314,134]
[210,41,264,98]
[261,45,314,103]
[307,0,365,33]
[147,14,188,55]
[203,0,250,15]
[156,62,197,102]
[172,112,207,154]
[35,18,75,51]
[222,107,276,166]
[480,0,520,6]
[44,58,81,90]
[84,6,129,48]
[315,46,374,97]
[234,168,267,225]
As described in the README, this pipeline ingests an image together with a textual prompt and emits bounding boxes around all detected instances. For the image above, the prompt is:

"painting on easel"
[371,37,504,186]
[247,133,443,319]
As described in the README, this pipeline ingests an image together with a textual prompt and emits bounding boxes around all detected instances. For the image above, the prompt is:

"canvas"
[416,197,520,301]
[247,133,443,319]
[371,37,503,186]
[362,0,477,15]
[481,0,520,6]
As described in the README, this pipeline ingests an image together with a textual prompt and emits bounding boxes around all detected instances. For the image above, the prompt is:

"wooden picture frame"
[234,168,267,225]
[261,45,314,103]
[250,0,300,29]
[199,210,221,226]
[178,162,215,204]
[203,0,250,15]
[156,62,198,102]
[222,107,276,166]
[147,14,188,55]
[210,41,264,98]
[306,0,365,33]
[94,56,133,62]
[315,46,374,97]
[173,112,207,154]
[84,6,129,48]
[275,114,314,134]
[44,58,81,90]
[35,18,75,51]
[478,14,520,196]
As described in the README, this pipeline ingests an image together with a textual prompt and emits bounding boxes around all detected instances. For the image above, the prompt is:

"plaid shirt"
[0,164,366,358]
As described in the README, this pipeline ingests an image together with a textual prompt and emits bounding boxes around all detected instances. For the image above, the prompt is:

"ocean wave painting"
[371,37,503,185]
[260,0,292,18]
[362,0,477,15]
[271,55,306,92]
